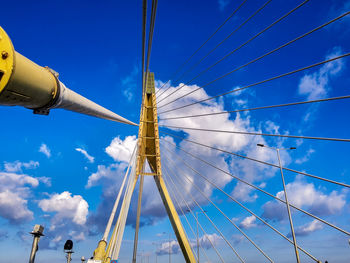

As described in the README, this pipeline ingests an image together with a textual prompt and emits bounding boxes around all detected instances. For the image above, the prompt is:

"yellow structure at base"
[135,72,196,263]
[93,240,107,261]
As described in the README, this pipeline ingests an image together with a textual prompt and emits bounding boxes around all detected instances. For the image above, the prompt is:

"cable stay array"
[159,138,350,237]
[159,131,350,189]
[87,1,350,262]
[156,0,312,105]
[163,152,273,263]
[162,143,319,262]
[159,94,350,120]
[157,10,350,111]
[163,167,226,263]
[156,0,248,97]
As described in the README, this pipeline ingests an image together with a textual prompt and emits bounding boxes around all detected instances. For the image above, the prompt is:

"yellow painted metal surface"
[135,72,196,263]
[0,27,58,109]
[93,240,107,261]
[0,26,15,93]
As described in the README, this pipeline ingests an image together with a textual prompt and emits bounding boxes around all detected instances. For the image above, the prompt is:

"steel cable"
[159,94,350,120]
[160,138,350,236]
[163,151,274,263]
[162,142,319,262]
[163,168,210,263]
[155,0,248,96]
[157,0,312,106]
[158,13,350,111]
[159,124,350,143]
[157,0,270,100]
[160,131,350,188]
[163,166,226,263]
[158,52,350,114]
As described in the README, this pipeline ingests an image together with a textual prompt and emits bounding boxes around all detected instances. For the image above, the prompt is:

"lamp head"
[64,239,73,251]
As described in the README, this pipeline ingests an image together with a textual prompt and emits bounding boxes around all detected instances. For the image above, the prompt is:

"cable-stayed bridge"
[0,0,350,262]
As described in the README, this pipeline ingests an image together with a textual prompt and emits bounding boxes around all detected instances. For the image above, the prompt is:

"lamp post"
[257,144,300,263]
[28,224,44,263]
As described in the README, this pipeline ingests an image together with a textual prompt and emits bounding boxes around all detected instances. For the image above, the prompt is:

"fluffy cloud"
[75,148,95,163]
[298,47,344,100]
[86,162,128,189]
[239,215,257,229]
[105,135,137,162]
[156,240,180,255]
[0,190,33,223]
[39,191,89,227]
[197,233,222,249]
[39,143,51,158]
[158,82,286,203]
[262,179,346,221]
[0,172,40,223]
[4,160,39,173]
[292,220,323,237]
[37,191,89,249]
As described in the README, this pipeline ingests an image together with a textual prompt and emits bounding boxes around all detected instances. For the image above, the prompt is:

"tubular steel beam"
[0,26,136,125]
[135,72,195,263]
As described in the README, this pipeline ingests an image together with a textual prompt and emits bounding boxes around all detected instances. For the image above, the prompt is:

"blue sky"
[1,0,350,262]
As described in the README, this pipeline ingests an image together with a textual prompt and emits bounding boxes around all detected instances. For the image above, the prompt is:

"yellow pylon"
[134,72,196,263]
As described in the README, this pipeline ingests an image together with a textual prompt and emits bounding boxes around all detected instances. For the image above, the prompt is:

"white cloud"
[295,148,315,164]
[0,171,41,223]
[293,220,323,237]
[86,162,127,189]
[37,192,90,248]
[75,148,95,163]
[298,47,344,100]
[69,230,86,241]
[39,143,51,158]
[0,190,33,223]
[0,172,39,190]
[105,135,137,163]
[262,179,346,221]
[39,191,89,227]
[4,160,39,173]
[156,240,180,255]
[198,233,222,249]
[37,176,52,187]
[158,82,286,203]
[239,215,257,229]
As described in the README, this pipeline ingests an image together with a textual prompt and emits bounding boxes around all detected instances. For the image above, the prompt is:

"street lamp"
[64,240,74,263]
[257,143,299,263]
[28,224,44,263]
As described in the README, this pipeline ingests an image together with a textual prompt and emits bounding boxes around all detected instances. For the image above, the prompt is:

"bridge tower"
[133,72,195,263]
